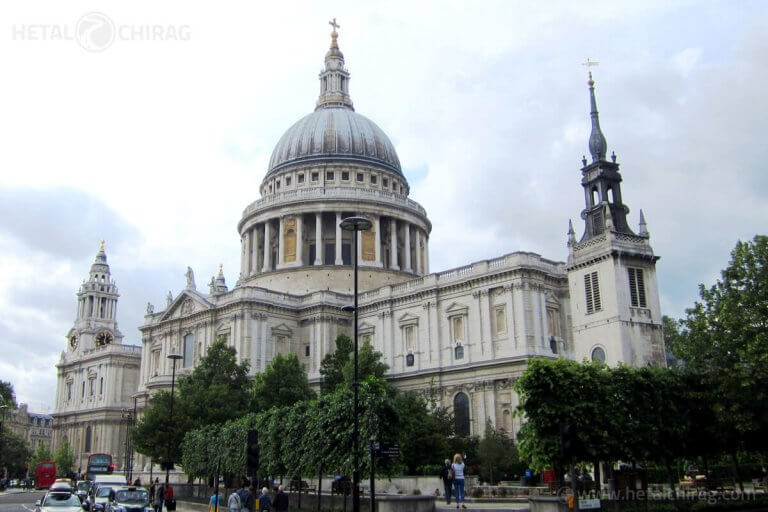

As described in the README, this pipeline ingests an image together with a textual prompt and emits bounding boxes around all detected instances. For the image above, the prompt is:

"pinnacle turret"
[316,18,354,111]
[587,71,608,162]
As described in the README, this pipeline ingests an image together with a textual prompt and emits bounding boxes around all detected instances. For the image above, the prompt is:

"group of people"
[222,480,289,512]
[440,454,467,508]
[149,478,175,512]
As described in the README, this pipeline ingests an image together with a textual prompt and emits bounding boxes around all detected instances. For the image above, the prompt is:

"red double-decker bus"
[86,453,114,480]
[35,461,56,489]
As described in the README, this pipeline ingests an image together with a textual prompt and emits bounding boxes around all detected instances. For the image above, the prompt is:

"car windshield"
[115,490,149,504]
[43,494,81,507]
[77,482,92,491]
[96,487,113,497]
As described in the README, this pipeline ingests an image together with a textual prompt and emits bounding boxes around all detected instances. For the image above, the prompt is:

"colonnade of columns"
[240,212,430,277]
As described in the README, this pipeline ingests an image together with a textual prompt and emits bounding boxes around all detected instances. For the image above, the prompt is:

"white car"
[37,492,87,512]
[108,487,152,512]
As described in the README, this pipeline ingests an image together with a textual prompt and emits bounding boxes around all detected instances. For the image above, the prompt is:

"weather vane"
[582,58,599,80]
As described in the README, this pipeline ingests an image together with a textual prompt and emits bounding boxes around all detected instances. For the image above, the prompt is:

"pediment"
[359,321,375,334]
[546,293,561,308]
[271,323,293,335]
[159,290,213,321]
[445,301,469,316]
[397,312,419,326]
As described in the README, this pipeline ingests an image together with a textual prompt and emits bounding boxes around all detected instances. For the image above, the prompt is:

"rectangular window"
[356,172,364,182]
[404,326,415,350]
[495,307,506,334]
[342,171,350,181]
[183,333,195,367]
[99,377,103,395]
[285,176,292,186]
[276,179,280,189]
[383,178,389,188]
[324,243,336,265]
[305,345,310,357]
[82,381,85,398]
[326,171,334,181]
[311,172,319,182]
[584,271,602,314]
[89,379,94,396]
[370,175,377,184]
[67,382,72,401]
[298,173,305,183]
[308,244,316,266]
[628,268,647,308]
[342,243,351,265]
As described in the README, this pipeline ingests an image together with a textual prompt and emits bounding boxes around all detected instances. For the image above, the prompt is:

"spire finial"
[218,263,224,277]
[316,17,354,110]
[639,209,649,236]
[329,18,340,49]
[567,219,576,246]
[582,58,607,162]
[99,240,105,252]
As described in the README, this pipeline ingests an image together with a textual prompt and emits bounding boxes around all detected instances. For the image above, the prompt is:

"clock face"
[95,331,113,347]
[69,334,78,350]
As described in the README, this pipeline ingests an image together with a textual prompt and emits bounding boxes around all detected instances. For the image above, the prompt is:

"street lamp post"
[165,353,183,487]
[339,215,372,512]
[120,408,133,480]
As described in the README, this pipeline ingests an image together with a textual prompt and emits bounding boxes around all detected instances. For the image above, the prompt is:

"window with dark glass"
[312,172,319,181]
[342,243,351,265]
[324,243,336,265]
[305,345,310,357]
[84,425,92,452]
[356,173,364,182]
[298,173,305,183]
[406,353,414,367]
[342,171,350,181]
[454,392,470,437]
[326,171,334,181]
[371,175,377,184]
[454,345,464,359]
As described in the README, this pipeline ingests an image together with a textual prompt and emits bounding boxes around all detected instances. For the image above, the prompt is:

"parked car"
[90,486,119,512]
[75,481,93,507]
[36,492,87,512]
[108,487,151,512]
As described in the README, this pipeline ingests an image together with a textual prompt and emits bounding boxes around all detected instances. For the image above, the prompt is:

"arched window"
[84,425,92,453]
[591,346,606,363]
[607,187,615,203]
[454,392,470,437]
[591,187,599,206]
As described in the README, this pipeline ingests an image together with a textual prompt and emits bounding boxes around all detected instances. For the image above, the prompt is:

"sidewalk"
[175,497,530,512]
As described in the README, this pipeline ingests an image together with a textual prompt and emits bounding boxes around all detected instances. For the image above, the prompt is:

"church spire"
[583,59,607,162]
[316,18,354,111]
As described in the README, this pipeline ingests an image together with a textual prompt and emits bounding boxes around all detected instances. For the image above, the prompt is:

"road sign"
[580,498,601,509]
[372,441,400,458]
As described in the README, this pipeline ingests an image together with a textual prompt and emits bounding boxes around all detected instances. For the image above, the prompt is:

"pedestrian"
[165,484,175,512]
[237,481,252,512]
[134,477,142,486]
[154,483,165,512]
[209,493,222,512]
[244,484,256,512]
[227,487,242,512]
[258,488,272,512]
[272,485,288,512]
[150,479,158,505]
[451,453,466,509]
[441,458,454,505]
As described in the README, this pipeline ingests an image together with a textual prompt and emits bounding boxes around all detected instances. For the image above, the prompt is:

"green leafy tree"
[54,440,75,477]
[133,337,251,464]
[477,419,519,484]
[28,441,53,470]
[391,391,452,475]
[0,380,17,408]
[662,315,684,366]
[341,341,389,387]
[251,353,315,411]
[0,428,30,478]
[319,334,352,394]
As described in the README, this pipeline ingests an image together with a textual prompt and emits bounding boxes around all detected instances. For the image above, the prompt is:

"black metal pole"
[352,228,360,512]
[369,441,375,512]
[166,357,179,486]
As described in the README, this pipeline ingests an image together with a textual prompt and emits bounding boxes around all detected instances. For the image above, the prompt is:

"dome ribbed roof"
[267,106,402,176]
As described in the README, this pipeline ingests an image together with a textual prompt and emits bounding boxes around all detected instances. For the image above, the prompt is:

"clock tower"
[67,241,123,353]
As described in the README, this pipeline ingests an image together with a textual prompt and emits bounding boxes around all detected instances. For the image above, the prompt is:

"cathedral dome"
[267,106,402,176]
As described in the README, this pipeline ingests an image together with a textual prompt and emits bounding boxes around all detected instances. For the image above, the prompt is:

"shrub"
[470,487,484,498]
[412,488,421,495]
[497,487,508,497]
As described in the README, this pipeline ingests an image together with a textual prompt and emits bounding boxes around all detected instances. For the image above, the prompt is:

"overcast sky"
[1,1,766,412]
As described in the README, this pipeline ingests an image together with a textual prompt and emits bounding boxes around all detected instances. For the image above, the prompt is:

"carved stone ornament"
[181,299,195,314]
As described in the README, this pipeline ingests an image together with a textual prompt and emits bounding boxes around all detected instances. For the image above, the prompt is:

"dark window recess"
[312,172,319,181]
[584,271,601,314]
[298,174,305,183]
[342,171,350,181]
[305,345,310,357]
[308,244,316,266]
[285,176,291,186]
[454,392,470,437]
[371,175,377,184]
[356,173,364,182]
[628,268,647,308]
[406,353,415,367]
[383,178,389,187]
[454,345,464,359]
[276,180,280,189]
[324,243,336,265]
[327,171,334,181]
[342,243,352,265]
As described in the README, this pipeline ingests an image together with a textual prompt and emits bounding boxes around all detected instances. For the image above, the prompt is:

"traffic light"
[246,429,259,475]
[560,421,575,459]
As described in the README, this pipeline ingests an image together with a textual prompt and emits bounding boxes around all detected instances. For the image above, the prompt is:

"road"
[0,490,45,512]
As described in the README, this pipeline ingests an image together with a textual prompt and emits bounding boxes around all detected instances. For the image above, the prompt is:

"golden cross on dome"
[329,18,340,33]
[99,240,105,251]
[582,58,599,80]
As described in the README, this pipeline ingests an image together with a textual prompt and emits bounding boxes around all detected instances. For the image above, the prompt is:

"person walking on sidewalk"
[258,488,271,512]
[441,458,455,505]
[154,483,165,512]
[227,488,242,512]
[272,485,288,512]
[451,453,466,509]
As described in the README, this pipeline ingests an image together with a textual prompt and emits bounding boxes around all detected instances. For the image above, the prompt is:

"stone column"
[315,213,323,265]
[251,226,259,275]
[335,212,343,265]
[415,228,422,274]
[245,230,252,275]
[404,223,412,271]
[262,222,271,272]
[278,216,285,267]
[374,215,381,267]
[296,214,304,266]
[389,219,399,270]
[424,235,430,274]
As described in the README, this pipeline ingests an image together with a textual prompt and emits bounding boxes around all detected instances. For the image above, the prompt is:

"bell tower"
[67,241,123,354]
[566,69,666,367]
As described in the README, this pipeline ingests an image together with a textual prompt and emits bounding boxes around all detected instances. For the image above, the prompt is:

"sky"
[0,1,766,412]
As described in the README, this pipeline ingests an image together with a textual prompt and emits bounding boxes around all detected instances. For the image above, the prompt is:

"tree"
[319,334,352,394]
[0,380,16,408]
[251,353,314,411]
[54,440,75,477]
[0,429,30,478]
[133,337,252,464]
[662,315,684,366]
[477,419,519,484]
[391,391,453,474]
[341,341,389,388]
[28,441,53,470]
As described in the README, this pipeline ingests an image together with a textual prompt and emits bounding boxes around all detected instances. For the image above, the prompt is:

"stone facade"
[5,404,53,452]
[51,243,141,474]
